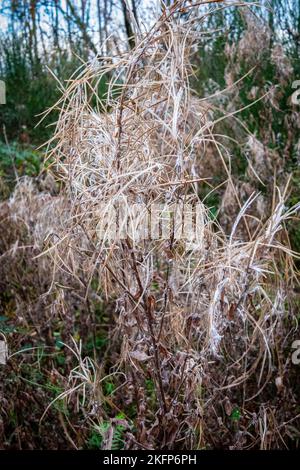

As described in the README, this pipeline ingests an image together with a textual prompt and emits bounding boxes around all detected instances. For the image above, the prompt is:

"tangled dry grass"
[1,0,300,450]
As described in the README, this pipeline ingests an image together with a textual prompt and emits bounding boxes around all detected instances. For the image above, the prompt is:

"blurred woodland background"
[0,0,300,450]
[0,1,299,218]
[0,1,300,199]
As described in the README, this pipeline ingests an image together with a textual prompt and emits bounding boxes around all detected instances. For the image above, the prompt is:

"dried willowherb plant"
[30,0,300,449]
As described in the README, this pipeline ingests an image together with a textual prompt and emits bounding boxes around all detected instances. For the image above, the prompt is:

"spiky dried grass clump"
[35,1,300,449]
[0,177,83,337]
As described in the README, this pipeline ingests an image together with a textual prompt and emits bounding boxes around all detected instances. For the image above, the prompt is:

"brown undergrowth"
[0,1,300,449]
